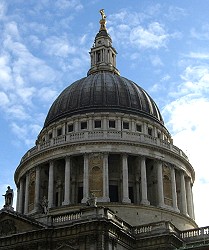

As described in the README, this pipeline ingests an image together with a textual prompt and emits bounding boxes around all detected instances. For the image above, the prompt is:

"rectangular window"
[81,121,87,130]
[94,120,101,128]
[48,132,52,139]
[109,120,115,128]
[57,128,62,136]
[136,124,142,132]
[68,124,74,132]
[123,121,129,130]
[157,132,161,139]
[148,127,152,136]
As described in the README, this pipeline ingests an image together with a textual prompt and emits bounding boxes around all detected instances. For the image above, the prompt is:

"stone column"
[102,153,110,202]
[18,178,24,213]
[170,167,179,212]
[157,161,164,207]
[140,156,150,205]
[136,162,140,205]
[186,177,194,219]
[34,166,40,211]
[63,156,71,205]
[16,187,20,211]
[24,172,29,214]
[122,154,131,203]
[180,171,188,216]
[48,161,54,208]
[82,154,89,203]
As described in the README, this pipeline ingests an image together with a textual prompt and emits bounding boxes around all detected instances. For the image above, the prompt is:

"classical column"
[102,153,110,202]
[186,177,194,219]
[48,161,54,208]
[82,154,89,203]
[136,162,140,205]
[16,187,20,211]
[34,166,40,211]
[18,178,24,213]
[157,161,164,207]
[140,156,150,205]
[24,173,29,214]
[180,171,188,216]
[170,167,179,212]
[122,154,131,203]
[63,156,71,205]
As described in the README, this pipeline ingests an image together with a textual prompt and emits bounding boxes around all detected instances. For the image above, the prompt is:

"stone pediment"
[0,208,45,237]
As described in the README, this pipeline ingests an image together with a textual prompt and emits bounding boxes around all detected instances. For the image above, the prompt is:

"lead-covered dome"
[44,9,163,128]
[44,72,163,127]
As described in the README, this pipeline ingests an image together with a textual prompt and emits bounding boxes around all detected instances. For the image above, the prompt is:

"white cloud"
[43,36,76,57]
[191,24,209,40]
[163,63,209,227]
[0,92,9,106]
[186,52,209,60]
[11,122,41,146]
[55,0,83,11]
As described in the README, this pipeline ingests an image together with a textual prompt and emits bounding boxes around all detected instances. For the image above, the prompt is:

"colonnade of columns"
[16,153,195,220]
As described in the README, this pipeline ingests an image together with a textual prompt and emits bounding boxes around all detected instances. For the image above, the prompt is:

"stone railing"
[52,210,82,224]
[133,221,179,236]
[180,226,209,242]
[20,130,188,163]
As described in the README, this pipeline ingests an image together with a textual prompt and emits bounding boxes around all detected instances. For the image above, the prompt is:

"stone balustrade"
[20,130,188,163]
[180,226,209,241]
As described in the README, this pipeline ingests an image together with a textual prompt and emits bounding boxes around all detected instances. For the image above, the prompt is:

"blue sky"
[0,0,209,227]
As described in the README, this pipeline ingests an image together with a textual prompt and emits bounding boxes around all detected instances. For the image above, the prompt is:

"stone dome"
[44,72,164,127]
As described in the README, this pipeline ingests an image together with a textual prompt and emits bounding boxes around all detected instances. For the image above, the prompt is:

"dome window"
[81,121,87,130]
[68,124,74,132]
[48,132,52,139]
[148,127,153,136]
[57,128,62,136]
[136,124,142,132]
[94,120,101,128]
[123,121,129,130]
[109,120,116,128]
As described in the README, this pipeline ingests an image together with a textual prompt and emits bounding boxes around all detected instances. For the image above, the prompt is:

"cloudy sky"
[0,0,209,227]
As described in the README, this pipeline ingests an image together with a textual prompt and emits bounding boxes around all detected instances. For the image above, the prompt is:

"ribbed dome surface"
[44,72,163,127]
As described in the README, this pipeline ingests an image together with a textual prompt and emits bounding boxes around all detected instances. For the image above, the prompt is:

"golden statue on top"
[100,9,106,20]
[99,9,107,31]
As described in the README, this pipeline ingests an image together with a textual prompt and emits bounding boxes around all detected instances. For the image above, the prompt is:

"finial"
[100,9,106,20]
[99,9,107,31]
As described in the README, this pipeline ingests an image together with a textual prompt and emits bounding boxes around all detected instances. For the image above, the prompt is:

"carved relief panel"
[89,153,103,198]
